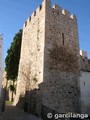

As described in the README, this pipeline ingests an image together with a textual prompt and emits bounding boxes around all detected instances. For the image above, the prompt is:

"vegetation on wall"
[49,44,78,73]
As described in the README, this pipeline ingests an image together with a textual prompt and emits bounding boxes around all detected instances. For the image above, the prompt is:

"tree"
[88,59,90,64]
[5,29,22,101]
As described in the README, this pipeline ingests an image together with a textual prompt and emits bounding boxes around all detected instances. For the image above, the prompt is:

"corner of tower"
[42,0,51,8]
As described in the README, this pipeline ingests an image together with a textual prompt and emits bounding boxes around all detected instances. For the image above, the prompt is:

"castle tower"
[15,0,80,115]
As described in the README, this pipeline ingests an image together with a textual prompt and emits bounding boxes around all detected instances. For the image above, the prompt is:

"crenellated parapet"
[23,0,77,28]
[53,4,62,12]
[80,56,90,72]
[23,4,43,28]
[80,50,90,72]
[52,4,77,20]
[24,21,27,27]
[70,14,77,20]
[42,0,51,7]
[62,9,70,17]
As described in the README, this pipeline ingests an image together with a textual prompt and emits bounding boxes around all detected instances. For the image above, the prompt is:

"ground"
[0,104,42,120]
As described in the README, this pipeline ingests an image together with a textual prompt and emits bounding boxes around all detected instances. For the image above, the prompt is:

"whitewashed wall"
[79,71,90,114]
[0,35,4,112]
[0,36,4,98]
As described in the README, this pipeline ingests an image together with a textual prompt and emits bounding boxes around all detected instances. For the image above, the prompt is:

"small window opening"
[62,33,64,45]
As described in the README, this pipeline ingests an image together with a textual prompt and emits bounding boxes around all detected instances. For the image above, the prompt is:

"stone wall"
[14,0,46,108]
[79,71,90,115]
[80,56,90,72]
[43,1,80,113]
[14,0,80,116]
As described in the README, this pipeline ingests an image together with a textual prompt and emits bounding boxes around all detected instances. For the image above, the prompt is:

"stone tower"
[15,0,80,116]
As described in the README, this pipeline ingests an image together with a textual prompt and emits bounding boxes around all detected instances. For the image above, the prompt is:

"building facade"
[14,0,90,117]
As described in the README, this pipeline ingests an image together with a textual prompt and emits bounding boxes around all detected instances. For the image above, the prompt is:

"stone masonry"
[14,0,80,116]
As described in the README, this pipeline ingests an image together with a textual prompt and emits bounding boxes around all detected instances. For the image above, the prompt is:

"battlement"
[52,4,62,12]
[23,0,77,28]
[80,50,90,72]
[42,0,51,7]
[52,5,77,20]
[70,14,77,20]
[62,9,70,16]
[24,21,27,27]
[23,4,43,28]
[80,50,88,58]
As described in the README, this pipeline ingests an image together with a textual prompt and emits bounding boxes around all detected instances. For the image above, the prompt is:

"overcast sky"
[0,0,90,64]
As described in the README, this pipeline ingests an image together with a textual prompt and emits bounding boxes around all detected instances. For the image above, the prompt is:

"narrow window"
[62,33,64,45]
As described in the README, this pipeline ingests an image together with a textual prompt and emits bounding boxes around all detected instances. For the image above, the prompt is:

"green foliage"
[5,101,13,105]
[88,59,90,64]
[8,85,16,92]
[5,29,22,80]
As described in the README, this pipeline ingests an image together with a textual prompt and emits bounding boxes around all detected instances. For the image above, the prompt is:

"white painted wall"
[0,35,4,112]
[79,71,90,114]
[0,35,4,98]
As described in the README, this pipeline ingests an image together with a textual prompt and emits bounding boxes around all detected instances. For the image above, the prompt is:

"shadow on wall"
[1,87,6,112]
[15,81,90,120]
[15,83,57,120]
[16,83,43,116]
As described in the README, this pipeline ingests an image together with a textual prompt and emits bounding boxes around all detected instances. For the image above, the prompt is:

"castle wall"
[14,1,46,105]
[43,2,80,113]
[79,71,90,114]
[15,0,80,115]
[80,56,90,72]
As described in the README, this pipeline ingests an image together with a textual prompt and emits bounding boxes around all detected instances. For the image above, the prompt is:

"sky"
[0,0,90,65]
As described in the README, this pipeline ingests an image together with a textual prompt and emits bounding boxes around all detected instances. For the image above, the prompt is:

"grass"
[5,101,13,105]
